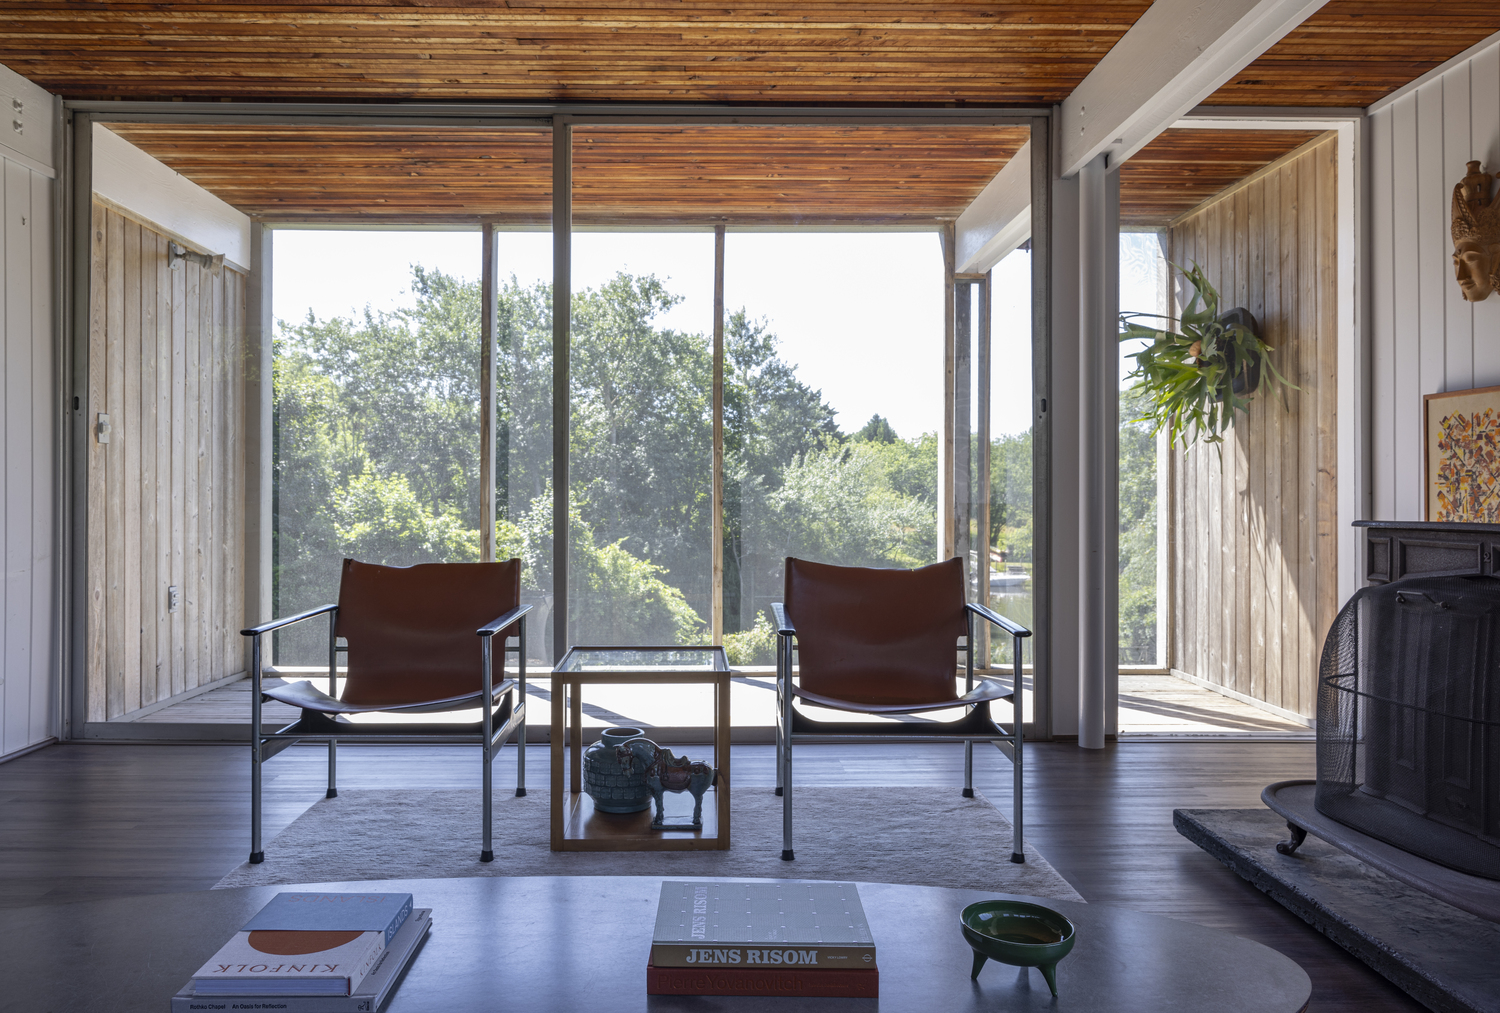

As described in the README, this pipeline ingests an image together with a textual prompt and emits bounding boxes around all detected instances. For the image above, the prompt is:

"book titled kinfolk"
[650,880,877,971]
[188,892,414,998]
[172,908,431,1013]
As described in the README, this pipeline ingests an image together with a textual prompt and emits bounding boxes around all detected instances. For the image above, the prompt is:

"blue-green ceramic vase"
[583,726,656,813]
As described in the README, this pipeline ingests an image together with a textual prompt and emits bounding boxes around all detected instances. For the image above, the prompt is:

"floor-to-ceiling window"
[722,232,943,655]
[270,130,555,669]
[258,118,1037,733]
[565,230,716,650]
[982,244,1035,724]
[1117,230,1168,670]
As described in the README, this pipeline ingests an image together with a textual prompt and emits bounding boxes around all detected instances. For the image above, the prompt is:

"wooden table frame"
[550,646,731,852]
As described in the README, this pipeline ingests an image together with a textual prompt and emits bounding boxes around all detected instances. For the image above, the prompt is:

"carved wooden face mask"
[1453,239,1500,302]
[1452,161,1500,302]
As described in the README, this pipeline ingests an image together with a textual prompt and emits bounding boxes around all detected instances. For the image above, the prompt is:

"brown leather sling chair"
[772,556,1030,862]
[241,558,531,865]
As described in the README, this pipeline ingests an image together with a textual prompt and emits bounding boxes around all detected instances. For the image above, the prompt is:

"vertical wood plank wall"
[86,201,247,722]
[1166,134,1338,720]
[0,153,55,757]
[1368,35,1500,523]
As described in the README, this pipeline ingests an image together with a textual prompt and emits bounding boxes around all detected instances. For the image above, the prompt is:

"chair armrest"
[967,602,1031,639]
[241,604,337,637]
[477,603,532,637]
[771,602,796,637]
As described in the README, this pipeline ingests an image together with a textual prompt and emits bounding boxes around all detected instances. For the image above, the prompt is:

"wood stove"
[1315,574,1500,881]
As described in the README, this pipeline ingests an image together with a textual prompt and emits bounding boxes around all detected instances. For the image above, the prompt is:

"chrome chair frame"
[772,600,1029,863]
[241,602,531,865]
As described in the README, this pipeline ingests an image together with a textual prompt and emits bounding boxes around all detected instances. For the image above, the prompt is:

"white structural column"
[1048,172,1081,740]
[1076,155,1119,749]
[959,0,1328,282]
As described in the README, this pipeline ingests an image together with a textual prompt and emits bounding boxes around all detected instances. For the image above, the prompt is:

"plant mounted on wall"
[1118,261,1295,450]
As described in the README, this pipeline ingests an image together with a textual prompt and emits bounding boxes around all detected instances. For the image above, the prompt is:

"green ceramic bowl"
[960,899,1077,996]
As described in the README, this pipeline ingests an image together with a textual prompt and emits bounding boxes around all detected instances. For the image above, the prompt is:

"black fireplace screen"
[1317,574,1500,880]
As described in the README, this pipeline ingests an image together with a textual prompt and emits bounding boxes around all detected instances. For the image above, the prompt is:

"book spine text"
[649,943,876,969]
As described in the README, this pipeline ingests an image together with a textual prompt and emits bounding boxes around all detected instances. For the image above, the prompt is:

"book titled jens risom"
[650,881,876,970]
[646,961,879,998]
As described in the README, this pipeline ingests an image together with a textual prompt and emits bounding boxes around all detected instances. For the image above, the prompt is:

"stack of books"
[171,892,431,1013]
[647,880,878,998]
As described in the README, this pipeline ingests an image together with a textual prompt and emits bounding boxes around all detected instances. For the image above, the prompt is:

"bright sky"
[1119,231,1170,389]
[273,229,1047,441]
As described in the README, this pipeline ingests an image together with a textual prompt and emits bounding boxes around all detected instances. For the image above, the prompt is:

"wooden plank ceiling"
[1,2,1495,108]
[1211,2,1500,108]
[2,2,1152,106]
[103,122,1029,225]
[1119,129,1323,226]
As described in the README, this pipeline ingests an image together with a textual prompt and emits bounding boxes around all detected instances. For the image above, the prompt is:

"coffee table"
[0,876,1310,1012]
[551,645,731,851]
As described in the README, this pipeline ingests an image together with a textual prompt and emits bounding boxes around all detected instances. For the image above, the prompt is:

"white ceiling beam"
[955,141,1030,274]
[1058,0,1328,178]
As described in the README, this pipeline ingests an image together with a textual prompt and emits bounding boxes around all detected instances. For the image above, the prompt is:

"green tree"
[990,428,1033,564]
[722,309,846,633]
[1118,388,1159,664]
[568,274,714,630]
[273,263,947,661]
[856,413,898,444]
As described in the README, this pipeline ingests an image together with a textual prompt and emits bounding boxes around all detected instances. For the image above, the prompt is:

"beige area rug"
[216,787,1082,901]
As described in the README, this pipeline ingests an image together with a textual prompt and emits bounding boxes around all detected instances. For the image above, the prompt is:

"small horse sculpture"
[617,738,716,829]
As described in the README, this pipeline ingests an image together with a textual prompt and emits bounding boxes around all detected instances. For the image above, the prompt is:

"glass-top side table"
[550,645,730,852]
[555,647,729,672]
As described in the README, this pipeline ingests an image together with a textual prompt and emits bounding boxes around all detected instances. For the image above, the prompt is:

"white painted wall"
[1366,31,1500,523]
[92,123,250,270]
[0,62,56,759]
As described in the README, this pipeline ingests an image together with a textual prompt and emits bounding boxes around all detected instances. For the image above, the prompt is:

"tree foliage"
[274,266,944,662]
[273,262,1159,669]
[1118,388,1159,664]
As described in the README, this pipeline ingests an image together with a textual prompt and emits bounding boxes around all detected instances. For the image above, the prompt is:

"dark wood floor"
[0,739,1420,1011]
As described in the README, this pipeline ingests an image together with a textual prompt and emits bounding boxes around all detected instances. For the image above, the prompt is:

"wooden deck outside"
[127,670,1308,738]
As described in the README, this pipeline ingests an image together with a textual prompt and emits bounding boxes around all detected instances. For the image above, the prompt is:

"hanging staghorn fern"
[1118,261,1296,450]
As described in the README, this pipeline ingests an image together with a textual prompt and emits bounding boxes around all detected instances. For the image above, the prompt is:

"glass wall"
[566,231,716,648]
[493,229,559,666]
[271,226,555,666]
[265,122,1040,732]
[983,246,1035,725]
[722,233,944,662]
[1118,230,1169,668]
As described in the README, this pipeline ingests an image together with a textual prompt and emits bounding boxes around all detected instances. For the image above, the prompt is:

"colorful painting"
[1426,385,1500,521]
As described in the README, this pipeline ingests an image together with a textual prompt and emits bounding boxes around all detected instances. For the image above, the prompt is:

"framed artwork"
[1425,384,1500,521]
